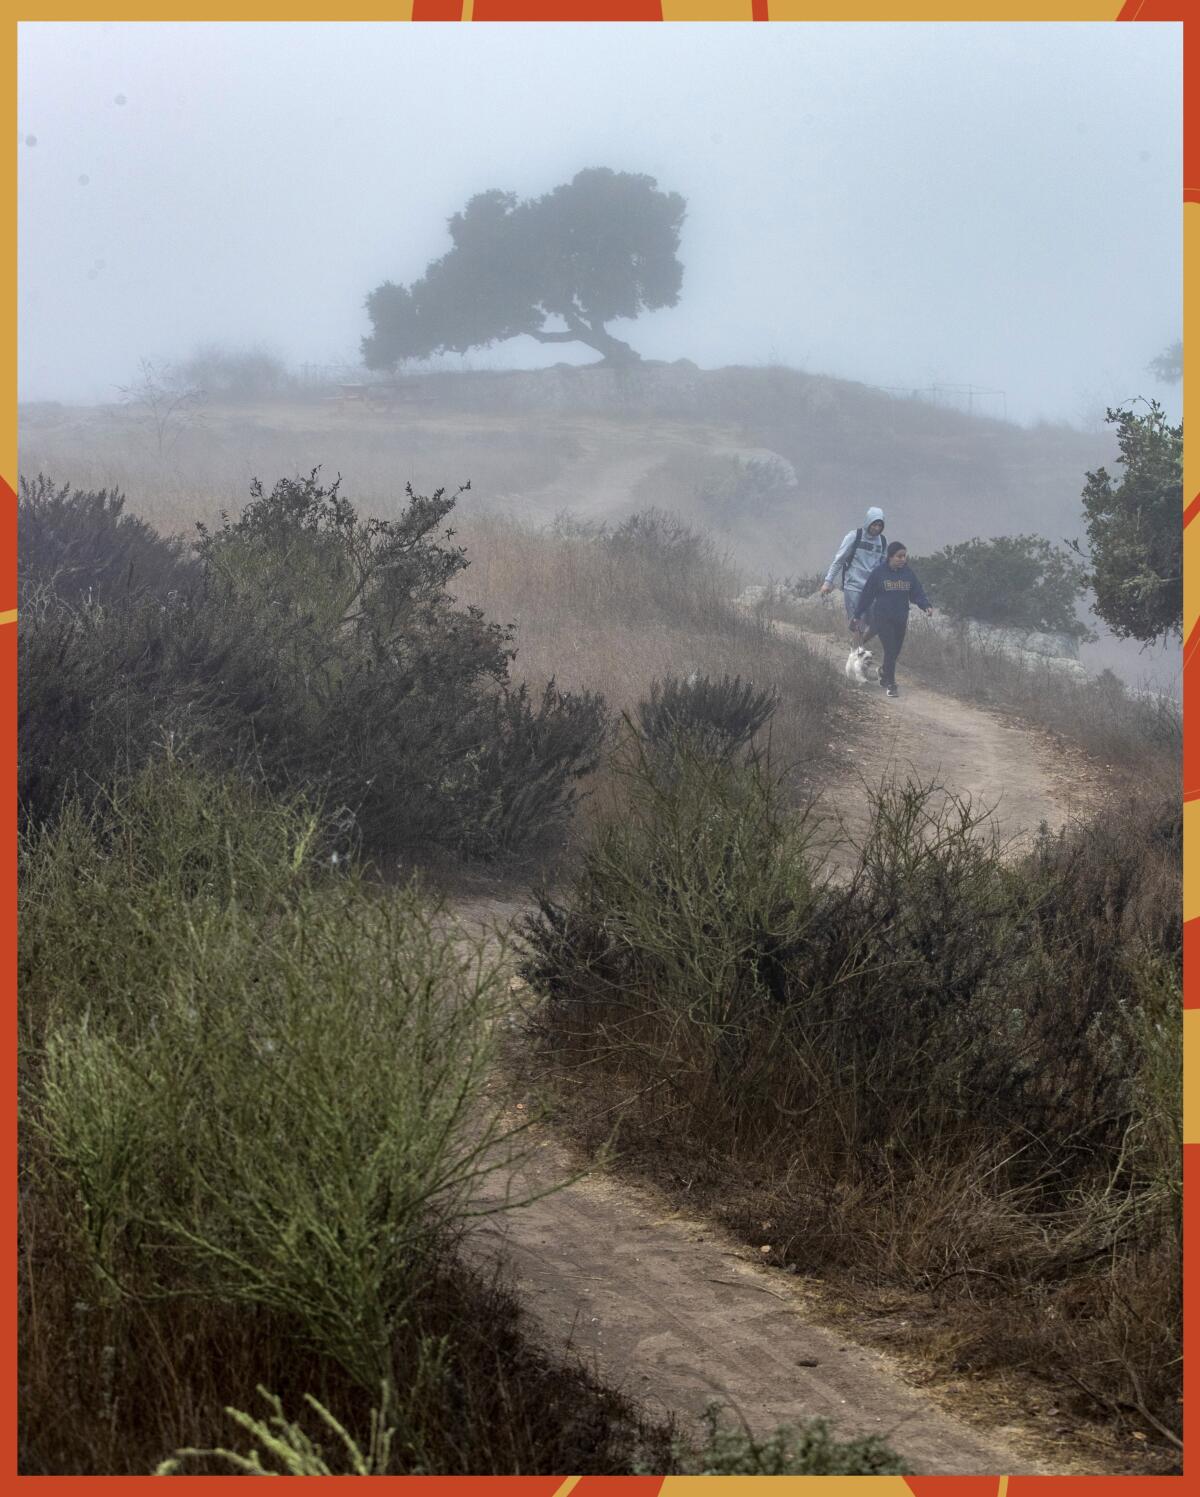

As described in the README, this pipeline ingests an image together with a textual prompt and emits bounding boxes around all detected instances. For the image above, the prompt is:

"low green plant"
[21,756,686,1476]
[156,1386,396,1476]
[520,740,820,1066]
[693,453,795,520]
[684,1404,905,1476]
[25,759,513,1395]
[523,748,1163,1163]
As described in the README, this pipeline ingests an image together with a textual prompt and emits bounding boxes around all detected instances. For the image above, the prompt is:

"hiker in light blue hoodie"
[819,507,887,635]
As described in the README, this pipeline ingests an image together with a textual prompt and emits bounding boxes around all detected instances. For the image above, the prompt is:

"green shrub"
[157,1387,396,1475]
[684,1404,905,1476]
[607,506,705,573]
[693,453,795,519]
[18,474,195,605]
[520,740,818,1046]
[21,757,681,1476]
[24,759,511,1395]
[1079,401,1182,643]
[18,470,609,860]
[909,533,1090,638]
[521,745,1175,1180]
[636,672,778,759]
[519,740,1181,1437]
[439,679,609,858]
[603,507,736,626]
[17,579,282,828]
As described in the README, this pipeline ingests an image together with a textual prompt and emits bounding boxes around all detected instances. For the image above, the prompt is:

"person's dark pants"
[874,613,908,686]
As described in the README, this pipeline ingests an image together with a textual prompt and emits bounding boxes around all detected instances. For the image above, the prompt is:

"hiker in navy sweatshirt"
[853,542,933,698]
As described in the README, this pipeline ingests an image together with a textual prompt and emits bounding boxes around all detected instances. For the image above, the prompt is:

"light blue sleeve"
[823,530,859,587]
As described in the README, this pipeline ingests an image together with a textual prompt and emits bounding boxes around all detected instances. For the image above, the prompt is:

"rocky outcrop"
[924,614,1088,679]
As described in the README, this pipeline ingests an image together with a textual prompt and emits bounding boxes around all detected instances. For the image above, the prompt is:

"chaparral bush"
[18,470,609,860]
[519,736,1181,1446]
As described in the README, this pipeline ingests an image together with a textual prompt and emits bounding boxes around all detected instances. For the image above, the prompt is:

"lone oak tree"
[362,168,686,369]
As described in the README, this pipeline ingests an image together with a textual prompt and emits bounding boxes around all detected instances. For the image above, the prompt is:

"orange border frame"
[5,5,1193,1493]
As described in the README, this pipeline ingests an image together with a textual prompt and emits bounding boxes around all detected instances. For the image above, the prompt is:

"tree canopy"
[909,534,1091,640]
[1076,401,1182,643]
[362,168,686,369]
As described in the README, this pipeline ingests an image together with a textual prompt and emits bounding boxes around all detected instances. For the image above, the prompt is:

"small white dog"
[844,644,880,686]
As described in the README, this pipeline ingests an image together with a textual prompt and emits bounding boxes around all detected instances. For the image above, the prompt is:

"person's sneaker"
[885,684,899,698]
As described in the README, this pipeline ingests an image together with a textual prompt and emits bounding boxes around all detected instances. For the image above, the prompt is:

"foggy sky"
[18,21,1182,425]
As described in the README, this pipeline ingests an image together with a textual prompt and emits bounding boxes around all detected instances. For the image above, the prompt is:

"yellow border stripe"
[661,2,755,17]
[768,3,1116,17]
[0,611,16,627]
[1186,800,1200,921]
[549,1479,581,1497]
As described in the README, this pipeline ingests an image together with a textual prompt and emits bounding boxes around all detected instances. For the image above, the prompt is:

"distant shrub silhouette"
[607,507,706,573]
[694,453,795,520]
[177,343,289,400]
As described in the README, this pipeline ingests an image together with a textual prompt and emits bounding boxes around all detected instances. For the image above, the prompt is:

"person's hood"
[865,506,886,527]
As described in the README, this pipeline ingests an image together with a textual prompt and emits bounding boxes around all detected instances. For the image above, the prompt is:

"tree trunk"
[581,323,641,366]
[530,315,641,366]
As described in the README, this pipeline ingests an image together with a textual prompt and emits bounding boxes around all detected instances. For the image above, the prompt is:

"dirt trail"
[452,628,1106,1476]
[467,1120,1068,1475]
[489,416,740,524]
[784,615,1103,857]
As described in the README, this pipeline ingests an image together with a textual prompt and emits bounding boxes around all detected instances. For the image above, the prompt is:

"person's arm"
[854,565,880,619]
[909,568,933,614]
[821,530,858,589]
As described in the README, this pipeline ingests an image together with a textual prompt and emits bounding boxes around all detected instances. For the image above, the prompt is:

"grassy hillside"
[19,361,1113,553]
[29,360,1166,688]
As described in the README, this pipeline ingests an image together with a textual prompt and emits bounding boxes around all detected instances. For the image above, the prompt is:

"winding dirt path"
[487,415,743,525]
[453,631,1108,1476]
[783,618,1104,858]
